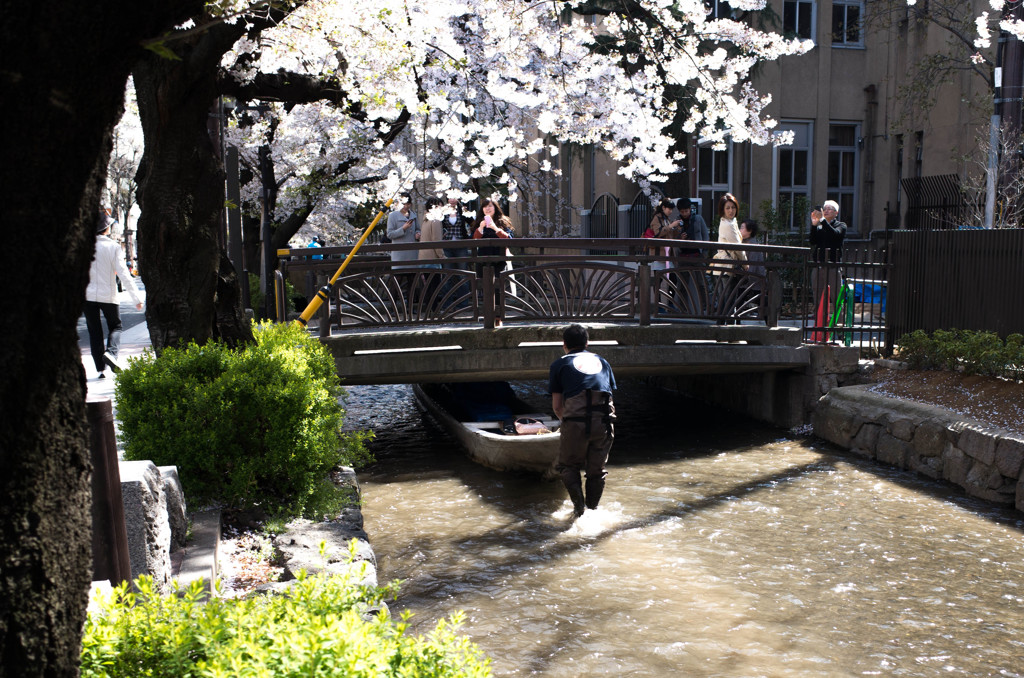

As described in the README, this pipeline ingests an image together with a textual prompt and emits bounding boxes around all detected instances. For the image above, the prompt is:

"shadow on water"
[382,459,837,593]
[348,379,1024,676]
[351,378,1024,535]
[804,437,1024,534]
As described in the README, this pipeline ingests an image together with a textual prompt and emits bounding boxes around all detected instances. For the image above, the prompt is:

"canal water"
[344,381,1024,677]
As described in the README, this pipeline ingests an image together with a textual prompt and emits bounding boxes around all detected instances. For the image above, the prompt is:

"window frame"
[696,139,734,229]
[826,122,860,234]
[773,120,814,232]
[783,0,816,42]
[831,0,864,49]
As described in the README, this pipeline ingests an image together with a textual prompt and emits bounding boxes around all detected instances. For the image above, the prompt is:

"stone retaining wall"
[813,385,1024,512]
[259,467,379,598]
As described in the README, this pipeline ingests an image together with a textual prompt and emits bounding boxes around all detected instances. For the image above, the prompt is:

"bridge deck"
[323,323,809,385]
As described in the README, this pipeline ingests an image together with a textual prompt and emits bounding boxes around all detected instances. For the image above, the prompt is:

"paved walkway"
[80,285,152,450]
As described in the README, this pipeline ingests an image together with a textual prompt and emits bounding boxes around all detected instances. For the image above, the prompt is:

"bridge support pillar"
[653,345,860,429]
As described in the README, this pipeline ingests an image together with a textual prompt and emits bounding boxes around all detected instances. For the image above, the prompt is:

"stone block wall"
[813,385,1024,511]
[118,460,187,589]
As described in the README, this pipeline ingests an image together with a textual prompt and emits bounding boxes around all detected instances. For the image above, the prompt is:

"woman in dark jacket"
[472,198,515,326]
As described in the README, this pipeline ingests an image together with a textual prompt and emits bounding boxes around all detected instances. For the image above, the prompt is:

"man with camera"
[386,195,421,263]
[674,199,709,314]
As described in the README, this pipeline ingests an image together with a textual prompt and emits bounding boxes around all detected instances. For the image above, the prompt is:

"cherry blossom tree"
[223,0,815,242]
[132,0,814,347]
[1,3,201,672]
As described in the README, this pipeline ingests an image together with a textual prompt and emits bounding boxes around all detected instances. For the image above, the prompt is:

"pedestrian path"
[81,288,152,453]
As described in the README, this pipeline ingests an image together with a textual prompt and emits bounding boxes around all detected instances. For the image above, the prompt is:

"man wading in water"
[549,324,617,517]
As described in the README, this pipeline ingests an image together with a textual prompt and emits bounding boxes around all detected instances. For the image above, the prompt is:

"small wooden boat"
[412,382,561,478]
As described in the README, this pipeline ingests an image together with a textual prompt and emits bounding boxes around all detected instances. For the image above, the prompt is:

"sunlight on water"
[554,502,628,538]
[346,381,1024,677]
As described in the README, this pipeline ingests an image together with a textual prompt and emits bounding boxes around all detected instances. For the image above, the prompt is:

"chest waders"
[561,390,614,435]
[560,390,615,515]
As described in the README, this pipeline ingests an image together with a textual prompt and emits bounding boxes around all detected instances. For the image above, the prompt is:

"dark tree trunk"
[0,4,200,675]
[134,22,254,352]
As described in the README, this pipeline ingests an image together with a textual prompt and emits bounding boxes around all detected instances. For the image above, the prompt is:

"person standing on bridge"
[386,194,421,263]
[809,200,847,341]
[549,324,617,517]
[472,197,514,326]
[85,210,143,378]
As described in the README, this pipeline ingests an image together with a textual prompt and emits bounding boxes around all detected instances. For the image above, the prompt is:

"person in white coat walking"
[85,212,142,378]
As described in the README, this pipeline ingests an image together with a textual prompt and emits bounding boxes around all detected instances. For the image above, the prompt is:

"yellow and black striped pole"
[293,198,394,328]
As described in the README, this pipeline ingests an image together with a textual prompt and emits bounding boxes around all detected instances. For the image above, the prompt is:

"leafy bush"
[896,329,1024,379]
[116,322,372,517]
[249,275,300,320]
[81,562,491,677]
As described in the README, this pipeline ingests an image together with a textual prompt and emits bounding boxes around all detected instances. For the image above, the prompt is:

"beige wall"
[542,0,996,238]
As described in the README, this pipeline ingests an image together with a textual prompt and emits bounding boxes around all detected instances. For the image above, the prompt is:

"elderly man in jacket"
[84,211,143,378]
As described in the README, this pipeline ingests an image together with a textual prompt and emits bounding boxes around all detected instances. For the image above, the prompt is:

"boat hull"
[413,384,561,478]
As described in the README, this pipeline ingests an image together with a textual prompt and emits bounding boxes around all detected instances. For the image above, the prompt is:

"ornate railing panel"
[332,267,479,327]
[501,262,637,321]
[650,261,766,322]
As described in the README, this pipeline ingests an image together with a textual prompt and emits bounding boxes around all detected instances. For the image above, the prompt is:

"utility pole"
[989,1,1024,227]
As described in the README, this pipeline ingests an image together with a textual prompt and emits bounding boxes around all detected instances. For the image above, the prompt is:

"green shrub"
[894,330,935,370]
[81,559,491,677]
[116,322,372,517]
[250,275,300,320]
[896,328,1024,379]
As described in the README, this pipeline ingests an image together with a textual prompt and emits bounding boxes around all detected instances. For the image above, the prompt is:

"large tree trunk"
[134,22,254,351]
[0,4,200,675]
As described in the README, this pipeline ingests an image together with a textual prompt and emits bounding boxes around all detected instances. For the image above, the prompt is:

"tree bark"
[0,4,200,674]
[134,20,254,352]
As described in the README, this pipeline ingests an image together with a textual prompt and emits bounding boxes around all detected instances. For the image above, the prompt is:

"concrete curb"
[175,509,221,593]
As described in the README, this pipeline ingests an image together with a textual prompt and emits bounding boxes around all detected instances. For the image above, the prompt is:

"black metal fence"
[798,253,890,355]
[901,174,982,230]
[887,228,1024,350]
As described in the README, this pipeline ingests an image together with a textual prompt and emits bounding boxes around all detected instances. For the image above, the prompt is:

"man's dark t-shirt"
[548,350,616,399]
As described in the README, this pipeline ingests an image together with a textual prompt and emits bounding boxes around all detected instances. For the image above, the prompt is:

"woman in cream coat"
[711,192,745,273]
[711,193,746,321]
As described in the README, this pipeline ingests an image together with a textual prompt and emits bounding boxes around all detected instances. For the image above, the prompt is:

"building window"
[697,142,732,228]
[706,1,733,20]
[827,123,859,231]
[783,0,815,41]
[776,121,812,231]
[832,0,863,47]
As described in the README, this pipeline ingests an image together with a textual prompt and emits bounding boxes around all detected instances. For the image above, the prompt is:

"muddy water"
[344,382,1024,677]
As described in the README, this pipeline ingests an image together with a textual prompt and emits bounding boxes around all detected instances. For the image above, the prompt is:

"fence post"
[765,270,781,327]
[89,398,132,586]
[482,264,496,328]
[638,263,651,325]
[319,281,331,338]
[617,204,632,239]
[273,270,287,321]
[579,208,591,238]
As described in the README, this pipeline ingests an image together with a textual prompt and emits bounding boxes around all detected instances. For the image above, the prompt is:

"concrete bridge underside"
[323,324,810,385]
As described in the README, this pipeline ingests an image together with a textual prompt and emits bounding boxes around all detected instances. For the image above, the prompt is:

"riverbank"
[814,378,1024,512]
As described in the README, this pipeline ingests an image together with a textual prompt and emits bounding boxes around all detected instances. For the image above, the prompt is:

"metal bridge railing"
[276,238,889,353]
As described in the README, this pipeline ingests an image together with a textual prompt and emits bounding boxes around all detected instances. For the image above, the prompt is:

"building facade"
[516,0,1003,240]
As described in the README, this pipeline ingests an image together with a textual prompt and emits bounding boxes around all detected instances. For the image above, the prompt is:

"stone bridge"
[275,238,873,427]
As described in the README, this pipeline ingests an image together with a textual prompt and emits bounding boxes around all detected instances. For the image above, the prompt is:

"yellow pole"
[293,198,394,328]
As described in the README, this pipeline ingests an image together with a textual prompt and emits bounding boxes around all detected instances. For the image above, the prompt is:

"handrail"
[277,237,812,260]
[274,237,889,354]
